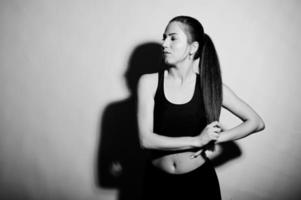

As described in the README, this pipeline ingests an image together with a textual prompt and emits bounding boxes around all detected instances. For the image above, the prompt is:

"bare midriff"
[151,151,206,174]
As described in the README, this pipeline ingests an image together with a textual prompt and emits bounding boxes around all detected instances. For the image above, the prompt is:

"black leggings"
[141,160,221,200]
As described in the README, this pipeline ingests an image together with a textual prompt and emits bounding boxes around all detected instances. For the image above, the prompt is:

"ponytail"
[199,34,223,123]
[168,16,223,123]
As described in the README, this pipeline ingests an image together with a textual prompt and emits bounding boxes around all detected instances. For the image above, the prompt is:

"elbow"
[246,116,265,134]
[255,117,265,132]
[139,138,149,149]
[138,133,152,149]
[258,119,265,131]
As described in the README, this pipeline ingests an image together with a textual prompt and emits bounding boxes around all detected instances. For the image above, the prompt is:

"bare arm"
[216,84,265,143]
[137,73,207,151]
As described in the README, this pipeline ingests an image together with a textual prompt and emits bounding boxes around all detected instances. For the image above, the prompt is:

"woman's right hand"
[190,121,222,159]
[196,121,222,147]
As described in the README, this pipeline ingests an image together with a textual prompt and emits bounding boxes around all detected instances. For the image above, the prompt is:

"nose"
[161,38,169,49]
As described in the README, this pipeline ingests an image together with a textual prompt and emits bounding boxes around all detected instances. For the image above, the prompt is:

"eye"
[162,35,166,41]
[171,36,177,41]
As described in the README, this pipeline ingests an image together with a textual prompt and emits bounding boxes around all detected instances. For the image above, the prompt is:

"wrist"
[192,136,204,148]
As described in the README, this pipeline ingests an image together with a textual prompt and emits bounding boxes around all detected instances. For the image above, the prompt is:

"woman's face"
[162,21,192,65]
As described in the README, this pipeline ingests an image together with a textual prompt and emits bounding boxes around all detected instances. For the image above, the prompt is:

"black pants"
[141,160,221,200]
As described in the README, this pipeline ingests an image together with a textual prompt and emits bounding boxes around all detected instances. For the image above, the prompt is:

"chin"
[163,58,175,65]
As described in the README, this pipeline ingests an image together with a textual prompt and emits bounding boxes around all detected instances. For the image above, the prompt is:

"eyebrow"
[163,33,178,37]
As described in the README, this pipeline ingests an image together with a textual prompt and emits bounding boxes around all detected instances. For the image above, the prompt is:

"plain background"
[0,0,301,199]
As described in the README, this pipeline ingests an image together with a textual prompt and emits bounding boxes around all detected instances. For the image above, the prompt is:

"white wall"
[0,0,300,199]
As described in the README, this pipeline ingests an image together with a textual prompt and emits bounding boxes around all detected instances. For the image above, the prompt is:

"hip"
[142,156,221,200]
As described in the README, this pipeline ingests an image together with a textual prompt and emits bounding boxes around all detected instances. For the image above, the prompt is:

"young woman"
[137,16,265,200]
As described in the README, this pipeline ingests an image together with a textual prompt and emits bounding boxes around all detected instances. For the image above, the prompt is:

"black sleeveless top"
[150,71,207,159]
[153,71,207,138]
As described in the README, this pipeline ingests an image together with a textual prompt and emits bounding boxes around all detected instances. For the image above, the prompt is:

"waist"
[150,150,208,174]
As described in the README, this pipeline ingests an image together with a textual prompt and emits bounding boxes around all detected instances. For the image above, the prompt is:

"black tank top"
[153,70,207,138]
[150,71,207,159]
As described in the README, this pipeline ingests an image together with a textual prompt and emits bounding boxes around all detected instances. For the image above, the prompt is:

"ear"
[189,41,199,55]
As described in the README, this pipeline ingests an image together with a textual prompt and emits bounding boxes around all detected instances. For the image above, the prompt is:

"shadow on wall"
[96,42,242,200]
[96,42,163,200]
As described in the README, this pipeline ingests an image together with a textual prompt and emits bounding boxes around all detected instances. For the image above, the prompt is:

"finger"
[215,122,223,129]
[209,132,220,140]
[207,127,221,134]
[190,149,203,159]
[213,127,222,133]
[209,121,219,127]
[213,122,222,129]
[209,121,223,129]
[218,123,225,131]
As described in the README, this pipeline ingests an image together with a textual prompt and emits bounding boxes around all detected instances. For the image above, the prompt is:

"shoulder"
[139,73,158,84]
[137,73,159,97]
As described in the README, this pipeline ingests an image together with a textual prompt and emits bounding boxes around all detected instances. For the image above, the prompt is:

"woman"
[137,16,265,200]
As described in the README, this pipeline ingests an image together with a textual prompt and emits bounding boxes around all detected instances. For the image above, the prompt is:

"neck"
[167,59,196,84]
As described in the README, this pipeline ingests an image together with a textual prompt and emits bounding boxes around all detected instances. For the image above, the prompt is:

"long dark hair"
[170,16,223,123]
